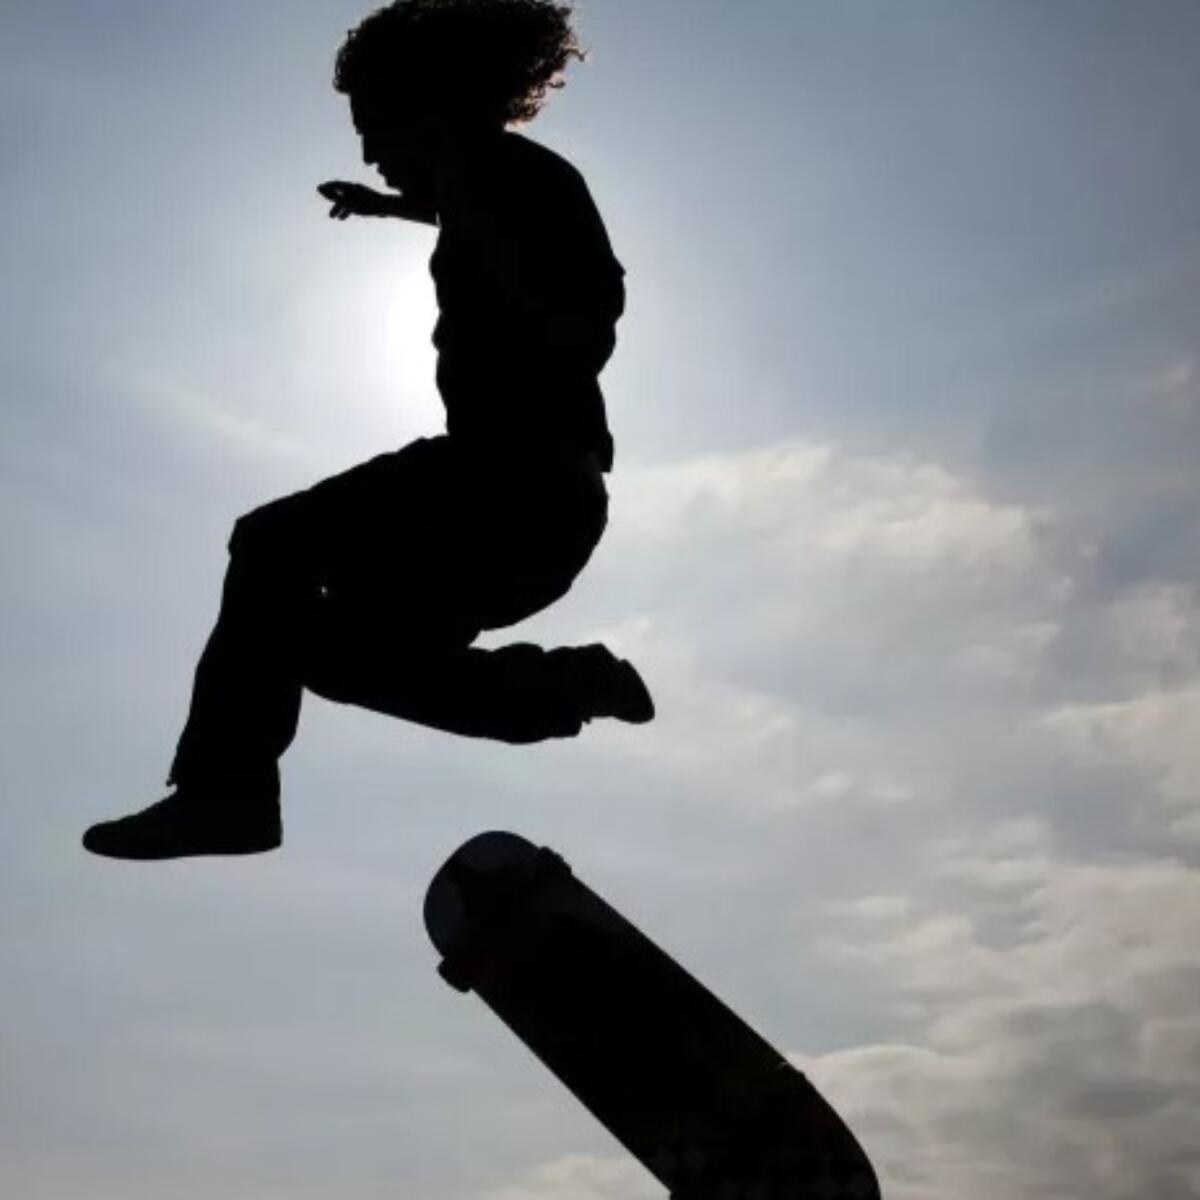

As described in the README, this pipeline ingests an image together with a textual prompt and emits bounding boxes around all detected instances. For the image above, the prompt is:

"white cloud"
[414,435,1200,1200]
[479,1154,662,1200]
[619,442,1047,577]
[806,827,1200,1200]
[1047,683,1200,842]
[567,439,1075,818]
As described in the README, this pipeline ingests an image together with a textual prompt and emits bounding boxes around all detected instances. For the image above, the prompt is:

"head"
[334,0,584,191]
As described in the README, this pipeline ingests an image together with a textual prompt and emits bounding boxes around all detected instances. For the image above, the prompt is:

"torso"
[428,132,624,472]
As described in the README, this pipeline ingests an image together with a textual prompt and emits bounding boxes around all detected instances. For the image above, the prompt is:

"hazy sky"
[4,2,1200,1198]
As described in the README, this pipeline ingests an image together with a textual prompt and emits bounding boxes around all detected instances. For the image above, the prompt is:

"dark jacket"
[430,132,625,471]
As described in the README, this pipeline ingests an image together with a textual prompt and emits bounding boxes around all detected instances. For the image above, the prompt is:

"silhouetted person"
[84,0,652,861]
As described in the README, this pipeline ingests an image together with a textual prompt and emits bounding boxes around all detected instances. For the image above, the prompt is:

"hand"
[318,180,394,219]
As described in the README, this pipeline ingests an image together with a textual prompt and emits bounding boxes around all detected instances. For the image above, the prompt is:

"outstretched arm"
[318,181,438,226]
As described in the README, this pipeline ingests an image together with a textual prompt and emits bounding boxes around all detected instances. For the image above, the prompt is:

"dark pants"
[168,436,608,784]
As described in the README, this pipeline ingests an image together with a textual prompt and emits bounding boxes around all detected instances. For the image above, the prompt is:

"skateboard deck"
[424,831,880,1200]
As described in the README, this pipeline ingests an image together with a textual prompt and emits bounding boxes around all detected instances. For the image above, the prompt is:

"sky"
[3,1,1200,1197]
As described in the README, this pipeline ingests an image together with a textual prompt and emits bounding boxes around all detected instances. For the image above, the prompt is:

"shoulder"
[441,132,623,273]
[500,132,583,179]
[492,132,592,208]
[440,133,579,220]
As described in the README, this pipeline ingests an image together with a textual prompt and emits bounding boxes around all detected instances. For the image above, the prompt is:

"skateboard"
[424,831,880,1200]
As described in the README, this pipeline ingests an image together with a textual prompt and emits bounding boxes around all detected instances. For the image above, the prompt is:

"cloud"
[558,438,1075,822]
[548,436,1200,853]
[1047,683,1200,844]
[1036,582,1200,843]
[523,434,1200,1199]
[479,1154,662,1200]
[804,824,1200,1200]
[617,442,1047,576]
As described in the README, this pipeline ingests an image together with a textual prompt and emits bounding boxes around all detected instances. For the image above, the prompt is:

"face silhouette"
[350,91,439,198]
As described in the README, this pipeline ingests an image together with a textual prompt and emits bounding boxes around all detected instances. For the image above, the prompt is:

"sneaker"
[83,770,282,861]
[579,645,655,725]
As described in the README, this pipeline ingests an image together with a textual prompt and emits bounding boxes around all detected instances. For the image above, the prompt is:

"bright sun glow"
[290,242,444,465]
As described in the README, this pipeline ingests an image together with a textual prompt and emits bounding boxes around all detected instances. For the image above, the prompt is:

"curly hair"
[334,0,585,126]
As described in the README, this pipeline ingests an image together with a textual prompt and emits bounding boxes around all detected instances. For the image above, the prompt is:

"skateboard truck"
[432,842,571,994]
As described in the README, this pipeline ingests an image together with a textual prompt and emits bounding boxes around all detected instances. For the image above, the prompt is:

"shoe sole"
[82,831,282,861]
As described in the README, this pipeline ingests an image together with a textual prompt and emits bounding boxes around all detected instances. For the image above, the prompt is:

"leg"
[82,439,651,860]
[169,436,466,780]
[301,448,651,742]
[168,494,309,786]
[82,489,317,860]
[308,639,593,744]
[81,447,408,860]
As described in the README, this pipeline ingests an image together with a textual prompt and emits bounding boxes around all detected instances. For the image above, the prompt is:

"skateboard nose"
[425,832,563,939]
[424,832,572,991]
[423,832,528,953]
